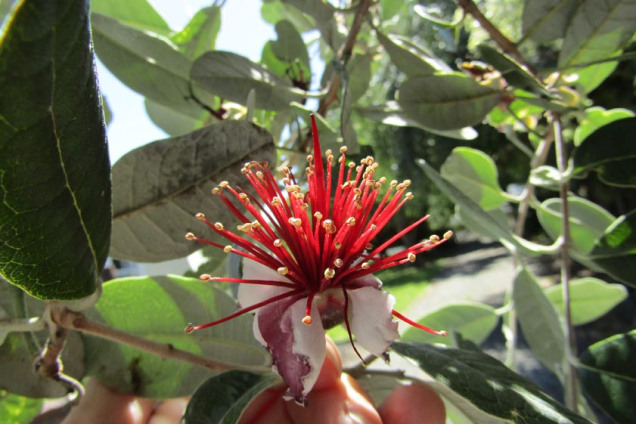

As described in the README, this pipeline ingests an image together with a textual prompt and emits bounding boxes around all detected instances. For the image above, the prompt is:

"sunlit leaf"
[110,121,275,262]
[477,45,548,95]
[513,267,566,374]
[401,303,498,347]
[440,147,508,211]
[579,330,636,424]
[573,107,634,146]
[398,72,503,130]
[536,196,616,254]
[376,30,445,77]
[0,390,43,424]
[0,0,111,299]
[84,276,270,398]
[183,371,278,424]
[90,0,170,35]
[392,342,590,423]
[545,278,627,325]
[573,117,636,187]
[171,6,221,59]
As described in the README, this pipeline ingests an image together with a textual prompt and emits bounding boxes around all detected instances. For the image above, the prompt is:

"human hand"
[62,338,445,424]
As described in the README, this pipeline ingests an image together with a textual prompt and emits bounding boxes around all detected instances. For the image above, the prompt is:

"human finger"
[378,382,445,424]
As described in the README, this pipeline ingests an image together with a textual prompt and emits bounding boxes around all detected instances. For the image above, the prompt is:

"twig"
[457,0,534,73]
[316,0,373,118]
[551,112,578,412]
[0,317,45,332]
[50,307,268,374]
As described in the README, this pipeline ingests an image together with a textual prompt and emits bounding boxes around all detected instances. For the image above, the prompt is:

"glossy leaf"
[191,51,305,111]
[573,107,634,146]
[0,0,111,299]
[356,102,478,140]
[529,166,562,191]
[84,276,270,398]
[579,330,636,424]
[559,0,636,91]
[545,278,627,325]
[183,371,278,424]
[110,121,275,262]
[0,391,42,424]
[573,117,636,187]
[513,267,566,374]
[398,72,503,130]
[588,209,636,287]
[440,147,508,211]
[171,6,221,59]
[521,0,578,42]
[376,30,443,77]
[90,0,170,35]
[401,303,498,347]
[269,20,310,79]
[536,196,616,254]
[392,342,590,423]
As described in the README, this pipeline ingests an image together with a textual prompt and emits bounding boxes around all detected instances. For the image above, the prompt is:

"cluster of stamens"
[185,115,451,347]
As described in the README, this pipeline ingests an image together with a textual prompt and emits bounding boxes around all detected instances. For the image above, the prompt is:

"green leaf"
[171,6,221,59]
[574,106,634,146]
[110,121,275,262]
[270,20,310,78]
[0,0,111,299]
[521,0,578,42]
[356,102,478,140]
[84,276,270,398]
[579,330,636,424]
[401,303,498,347]
[191,51,305,111]
[183,371,278,424]
[545,277,627,325]
[573,117,636,187]
[397,72,503,130]
[477,45,548,95]
[513,267,566,374]
[0,390,43,424]
[529,166,562,191]
[380,0,404,20]
[440,147,508,211]
[91,13,209,113]
[419,160,548,256]
[536,196,616,254]
[90,0,170,35]
[392,342,591,423]
[375,30,444,77]
[588,209,636,287]
[261,0,314,33]
[559,0,636,90]
[144,98,209,137]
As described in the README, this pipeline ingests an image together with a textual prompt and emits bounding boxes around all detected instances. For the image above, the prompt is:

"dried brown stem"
[50,307,268,374]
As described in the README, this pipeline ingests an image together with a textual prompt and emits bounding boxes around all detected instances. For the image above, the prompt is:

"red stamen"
[391,309,447,336]
[340,283,366,362]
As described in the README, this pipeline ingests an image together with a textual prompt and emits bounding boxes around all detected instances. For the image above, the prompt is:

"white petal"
[348,287,399,356]
[238,259,293,308]
[289,297,326,396]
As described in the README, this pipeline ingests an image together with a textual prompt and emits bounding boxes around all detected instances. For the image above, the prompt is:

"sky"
[99,0,276,162]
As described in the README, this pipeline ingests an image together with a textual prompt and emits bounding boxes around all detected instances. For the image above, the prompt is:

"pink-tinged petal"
[348,286,399,356]
[239,259,293,308]
[256,296,326,402]
[347,273,382,290]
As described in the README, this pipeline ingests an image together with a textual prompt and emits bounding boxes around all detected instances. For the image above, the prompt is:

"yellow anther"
[334,258,344,268]
[195,213,205,220]
[361,262,370,270]
[256,171,264,179]
[273,239,283,247]
[324,268,336,279]
[223,245,233,253]
[288,217,302,227]
[346,217,356,226]
[430,234,441,243]
[219,181,229,188]
[278,267,289,275]
[302,316,313,325]
[214,222,224,230]
[212,187,220,194]
[444,230,454,240]
[199,274,211,281]
[185,232,195,240]
[334,242,342,249]
[340,146,347,154]
[408,252,416,262]
[314,212,323,220]
[307,154,313,162]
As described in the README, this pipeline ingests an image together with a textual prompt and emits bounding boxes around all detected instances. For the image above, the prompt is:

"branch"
[457,0,534,73]
[316,0,373,118]
[51,307,268,374]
